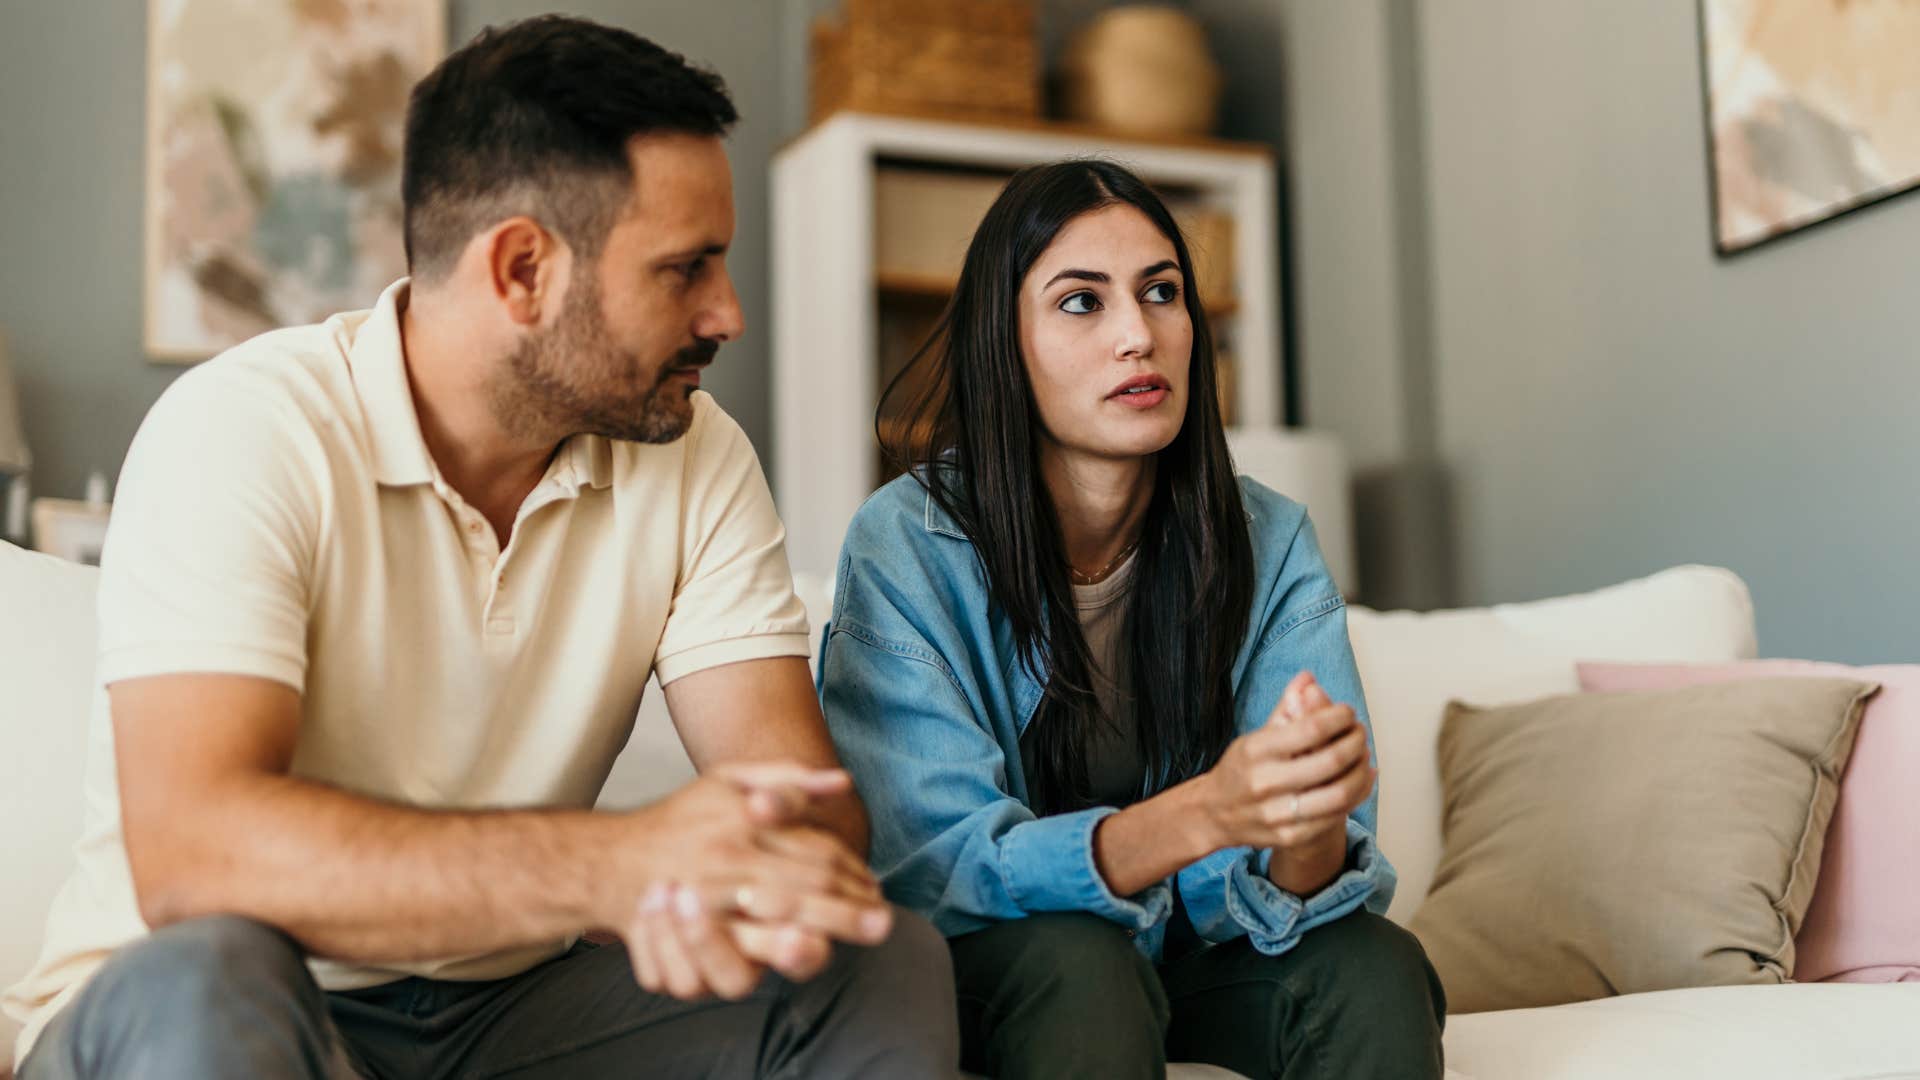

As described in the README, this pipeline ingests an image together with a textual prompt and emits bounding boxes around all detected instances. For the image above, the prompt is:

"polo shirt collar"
[559,433,615,493]
[349,279,619,496]
[347,278,436,488]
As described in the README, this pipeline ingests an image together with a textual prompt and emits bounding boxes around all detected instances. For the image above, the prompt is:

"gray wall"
[0,4,177,506]
[1306,0,1919,662]
[0,1,784,506]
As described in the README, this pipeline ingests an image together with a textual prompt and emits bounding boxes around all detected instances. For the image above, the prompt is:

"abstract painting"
[1699,0,1920,255]
[145,0,444,360]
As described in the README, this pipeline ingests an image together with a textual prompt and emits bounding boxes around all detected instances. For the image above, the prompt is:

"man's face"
[497,133,742,444]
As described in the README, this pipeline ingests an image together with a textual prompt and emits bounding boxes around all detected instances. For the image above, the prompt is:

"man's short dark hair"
[402,15,738,282]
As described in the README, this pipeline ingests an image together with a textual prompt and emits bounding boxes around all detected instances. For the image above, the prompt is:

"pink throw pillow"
[1577,660,1919,983]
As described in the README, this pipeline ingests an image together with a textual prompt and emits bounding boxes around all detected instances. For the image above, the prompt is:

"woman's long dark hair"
[879,160,1254,816]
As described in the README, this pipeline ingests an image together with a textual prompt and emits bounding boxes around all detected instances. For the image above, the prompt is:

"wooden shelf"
[794,106,1276,161]
[875,270,959,300]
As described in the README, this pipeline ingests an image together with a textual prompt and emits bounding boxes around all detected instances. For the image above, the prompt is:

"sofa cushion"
[0,543,99,1060]
[1346,565,1758,923]
[1442,982,1920,1080]
[1579,660,1920,986]
[1412,678,1874,1013]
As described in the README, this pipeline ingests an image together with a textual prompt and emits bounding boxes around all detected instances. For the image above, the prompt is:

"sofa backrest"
[0,543,100,1052]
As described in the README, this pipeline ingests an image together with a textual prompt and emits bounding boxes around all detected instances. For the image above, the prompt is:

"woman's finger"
[1248,703,1356,760]
[1287,761,1377,820]
[1268,670,1315,725]
[1255,724,1368,796]
[1302,679,1332,711]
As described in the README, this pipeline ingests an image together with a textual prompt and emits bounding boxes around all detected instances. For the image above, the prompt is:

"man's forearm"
[808,789,870,859]
[133,772,637,963]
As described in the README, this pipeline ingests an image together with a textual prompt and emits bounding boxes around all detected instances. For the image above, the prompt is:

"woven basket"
[811,0,1040,125]
[1058,5,1223,137]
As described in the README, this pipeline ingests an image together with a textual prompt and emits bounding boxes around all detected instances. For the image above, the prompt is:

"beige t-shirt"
[1019,554,1144,808]
[4,280,810,1066]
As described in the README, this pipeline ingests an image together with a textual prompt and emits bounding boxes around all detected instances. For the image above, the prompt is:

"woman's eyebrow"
[1042,267,1108,289]
[1042,259,1178,291]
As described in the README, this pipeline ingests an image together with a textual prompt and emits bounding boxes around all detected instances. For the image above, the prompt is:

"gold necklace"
[1069,538,1141,586]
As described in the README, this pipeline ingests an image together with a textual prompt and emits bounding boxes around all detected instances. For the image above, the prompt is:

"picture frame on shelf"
[32,499,112,567]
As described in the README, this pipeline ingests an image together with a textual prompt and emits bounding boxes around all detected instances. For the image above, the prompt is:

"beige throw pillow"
[1410,677,1875,1014]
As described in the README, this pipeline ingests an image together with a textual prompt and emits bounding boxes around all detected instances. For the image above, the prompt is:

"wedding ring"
[1287,793,1302,822]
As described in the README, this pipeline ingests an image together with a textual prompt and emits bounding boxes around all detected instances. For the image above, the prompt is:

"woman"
[816,160,1445,1080]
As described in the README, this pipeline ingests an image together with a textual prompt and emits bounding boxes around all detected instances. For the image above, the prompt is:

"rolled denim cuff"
[1232,819,1393,955]
[998,806,1172,930]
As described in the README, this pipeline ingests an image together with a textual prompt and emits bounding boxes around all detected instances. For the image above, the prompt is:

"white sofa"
[4,541,1917,1079]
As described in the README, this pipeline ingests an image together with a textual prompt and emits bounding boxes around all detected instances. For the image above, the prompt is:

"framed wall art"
[1699,0,1920,255]
[145,0,445,360]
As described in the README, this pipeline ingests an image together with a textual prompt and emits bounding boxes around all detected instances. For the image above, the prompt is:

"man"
[4,16,956,1079]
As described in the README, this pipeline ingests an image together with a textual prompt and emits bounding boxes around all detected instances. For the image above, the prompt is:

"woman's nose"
[1113,300,1154,360]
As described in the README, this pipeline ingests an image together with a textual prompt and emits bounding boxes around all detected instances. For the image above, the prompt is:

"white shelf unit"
[770,111,1283,574]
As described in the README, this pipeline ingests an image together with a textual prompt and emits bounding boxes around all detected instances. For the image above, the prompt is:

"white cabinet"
[770,111,1284,574]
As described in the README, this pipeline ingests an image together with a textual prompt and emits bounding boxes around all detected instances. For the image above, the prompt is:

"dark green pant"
[949,910,1446,1080]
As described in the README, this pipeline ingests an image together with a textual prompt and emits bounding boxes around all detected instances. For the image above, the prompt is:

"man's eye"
[1143,280,1179,303]
[682,259,707,280]
[1059,291,1100,314]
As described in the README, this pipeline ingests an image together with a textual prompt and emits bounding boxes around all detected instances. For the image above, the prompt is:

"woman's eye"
[1059,291,1101,314]
[1143,280,1179,304]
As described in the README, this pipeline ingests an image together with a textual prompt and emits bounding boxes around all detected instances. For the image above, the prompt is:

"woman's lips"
[1111,387,1169,409]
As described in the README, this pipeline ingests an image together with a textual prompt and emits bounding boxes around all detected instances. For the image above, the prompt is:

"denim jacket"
[816,472,1396,962]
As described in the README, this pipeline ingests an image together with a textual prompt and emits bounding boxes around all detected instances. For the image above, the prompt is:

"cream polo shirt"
[4,280,811,1066]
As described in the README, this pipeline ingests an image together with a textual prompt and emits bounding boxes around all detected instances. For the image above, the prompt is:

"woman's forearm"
[1091,775,1224,897]
[1266,825,1346,896]
[1094,775,1350,902]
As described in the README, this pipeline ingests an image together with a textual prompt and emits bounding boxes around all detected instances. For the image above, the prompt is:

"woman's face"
[1018,203,1193,465]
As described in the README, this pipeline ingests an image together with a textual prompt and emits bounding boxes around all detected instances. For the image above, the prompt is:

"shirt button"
[467,522,482,534]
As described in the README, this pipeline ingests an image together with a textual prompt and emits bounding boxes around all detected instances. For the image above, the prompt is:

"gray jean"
[20,912,958,1080]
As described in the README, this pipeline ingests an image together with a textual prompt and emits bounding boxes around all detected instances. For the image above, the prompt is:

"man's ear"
[481,216,566,327]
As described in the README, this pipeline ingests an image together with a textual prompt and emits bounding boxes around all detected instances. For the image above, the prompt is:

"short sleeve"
[652,396,810,684]
[95,369,322,692]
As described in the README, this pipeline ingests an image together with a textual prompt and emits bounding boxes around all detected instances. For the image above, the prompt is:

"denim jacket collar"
[922,488,970,541]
